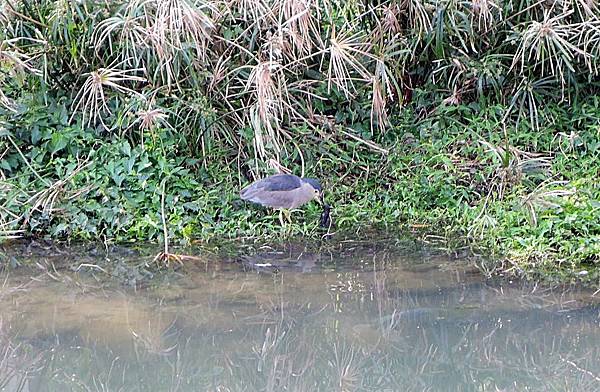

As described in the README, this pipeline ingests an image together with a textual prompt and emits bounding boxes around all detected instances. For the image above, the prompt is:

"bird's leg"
[279,210,285,227]
[284,209,292,224]
[279,209,291,235]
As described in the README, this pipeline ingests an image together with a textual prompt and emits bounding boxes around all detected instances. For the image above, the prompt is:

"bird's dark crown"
[303,178,322,192]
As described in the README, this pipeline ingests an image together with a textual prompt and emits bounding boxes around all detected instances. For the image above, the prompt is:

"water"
[1,238,600,391]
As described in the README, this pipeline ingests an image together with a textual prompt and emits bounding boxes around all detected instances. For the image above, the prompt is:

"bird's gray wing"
[259,174,302,191]
[240,174,302,201]
[240,174,302,195]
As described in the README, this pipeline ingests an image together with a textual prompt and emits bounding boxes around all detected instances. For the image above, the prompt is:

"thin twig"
[561,356,600,382]
[338,127,389,154]
[6,135,49,185]
[160,179,168,257]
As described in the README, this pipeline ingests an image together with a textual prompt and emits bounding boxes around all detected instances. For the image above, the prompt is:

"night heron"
[240,173,324,226]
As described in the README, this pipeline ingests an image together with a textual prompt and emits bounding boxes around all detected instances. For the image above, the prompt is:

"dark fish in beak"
[319,203,331,228]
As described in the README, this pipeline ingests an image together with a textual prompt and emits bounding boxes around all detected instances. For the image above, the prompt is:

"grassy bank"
[1,0,599,284]
[2,97,599,283]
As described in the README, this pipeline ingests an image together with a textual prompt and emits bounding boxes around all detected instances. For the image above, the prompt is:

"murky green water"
[1,239,599,391]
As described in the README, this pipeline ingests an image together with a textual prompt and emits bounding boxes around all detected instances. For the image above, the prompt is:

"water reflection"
[1,239,600,391]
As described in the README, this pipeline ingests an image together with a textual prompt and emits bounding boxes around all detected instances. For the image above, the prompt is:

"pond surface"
[1,238,599,391]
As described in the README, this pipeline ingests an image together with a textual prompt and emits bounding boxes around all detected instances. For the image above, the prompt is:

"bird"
[240,173,323,226]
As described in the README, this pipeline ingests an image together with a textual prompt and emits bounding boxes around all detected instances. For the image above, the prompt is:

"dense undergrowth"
[1,0,599,283]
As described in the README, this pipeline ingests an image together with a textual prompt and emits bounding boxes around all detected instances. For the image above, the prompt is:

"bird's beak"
[317,191,324,206]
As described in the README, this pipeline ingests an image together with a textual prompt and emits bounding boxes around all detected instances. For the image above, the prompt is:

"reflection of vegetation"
[1,244,600,391]
[0,329,44,391]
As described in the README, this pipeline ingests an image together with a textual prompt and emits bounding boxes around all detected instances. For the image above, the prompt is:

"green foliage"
[2,0,600,160]
[2,92,600,283]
